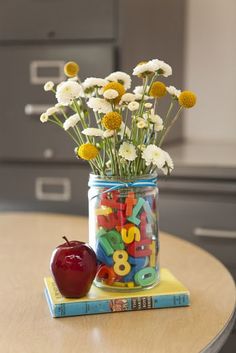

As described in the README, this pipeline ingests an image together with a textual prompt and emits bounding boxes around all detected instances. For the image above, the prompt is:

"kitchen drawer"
[0,0,115,41]
[0,43,114,161]
[159,194,236,268]
[0,162,90,216]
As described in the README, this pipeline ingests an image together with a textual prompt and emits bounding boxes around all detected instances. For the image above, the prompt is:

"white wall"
[184,0,236,143]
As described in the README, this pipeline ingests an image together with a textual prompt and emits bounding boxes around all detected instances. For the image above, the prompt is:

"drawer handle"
[25,104,51,116]
[30,60,65,84]
[35,177,71,202]
[194,227,236,239]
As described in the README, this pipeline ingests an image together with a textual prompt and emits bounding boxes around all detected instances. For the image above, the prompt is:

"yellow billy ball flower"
[64,61,80,77]
[178,90,197,108]
[150,81,167,98]
[77,143,99,160]
[103,81,125,104]
[102,112,122,130]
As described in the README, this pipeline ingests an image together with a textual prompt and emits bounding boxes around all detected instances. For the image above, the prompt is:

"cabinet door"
[0,162,90,216]
[159,195,236,269]
[0,43,114,161]
[0,0,115,40]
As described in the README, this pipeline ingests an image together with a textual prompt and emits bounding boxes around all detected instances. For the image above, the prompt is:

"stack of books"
[44,268,190,318]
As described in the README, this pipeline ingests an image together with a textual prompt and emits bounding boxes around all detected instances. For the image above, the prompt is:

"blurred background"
[0,0,235,350]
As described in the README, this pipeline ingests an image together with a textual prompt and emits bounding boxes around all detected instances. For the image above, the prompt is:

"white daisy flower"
[119,142,137,161]
[144,109,164,131]
[103,130,115,138]
[137,120,148,129]
[161,151,174,175]
[63,113,80,131]
[56,81,83,105]
[82,128,104,137]
[167,85,181,98]
[43,81,54,91]
[46,106,59,116]
[82,78,108,94]
[150,59,172,77]
[103,89,119,100]
[154,122,164,132]
[142,145,165,167]
[55,103,63,109]
[133,62,155,76]
[133,85,150,100]
[87,98,112,114]
[106,71,131,90]
[40,113,48,123]
[144,102,152,108]
[128,101,139,111]
[120,93,136,103]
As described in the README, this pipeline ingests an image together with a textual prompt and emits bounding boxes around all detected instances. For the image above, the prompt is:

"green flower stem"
[122,107,129,141]
[48,119,80,145]
[147,73,158,95]
[88,161,96,174]
[59,107,69,120]
[159,106,183,147]
[107,138,115,175]
[74,126,85,144]
[154,98,158,112]
[138,76,149,116]
[113,132,120,176]
[95,156,104,175]
[102,142,107,170]
[89,159,101,174]
[73,100,88,129]
[156,101,174,146]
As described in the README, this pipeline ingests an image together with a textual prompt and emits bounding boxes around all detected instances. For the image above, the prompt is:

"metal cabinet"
[159,178,236,276]
[0,162,90,215]
[159,175,236,353]
[0,0,115,40]
[0,43,115,161]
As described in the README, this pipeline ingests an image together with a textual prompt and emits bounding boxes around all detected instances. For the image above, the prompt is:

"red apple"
[50,236,97,298]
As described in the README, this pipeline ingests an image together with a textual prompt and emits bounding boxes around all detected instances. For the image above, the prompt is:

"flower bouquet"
[40,58,196,290]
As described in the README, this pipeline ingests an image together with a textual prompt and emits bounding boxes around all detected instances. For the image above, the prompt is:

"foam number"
[134,267,157,287]
[95,207,113,216]
[121,226,141,244]
[149,240,156,267]
[125,192,137,216]
[123,256,148,282]
[127,238,152,257]
[99,236,114,256]
[106,230,124,250]
[96,243,114,267]
[127,197,145,225]
[113,250,131,276]
[97,265,117,285]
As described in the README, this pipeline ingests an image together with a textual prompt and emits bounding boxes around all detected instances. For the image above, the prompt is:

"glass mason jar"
[88,174,160,291]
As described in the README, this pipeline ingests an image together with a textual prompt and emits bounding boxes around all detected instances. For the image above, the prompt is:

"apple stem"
[62,236,71,246]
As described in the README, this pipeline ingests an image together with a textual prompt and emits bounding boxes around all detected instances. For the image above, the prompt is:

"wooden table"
[0,213,235,353]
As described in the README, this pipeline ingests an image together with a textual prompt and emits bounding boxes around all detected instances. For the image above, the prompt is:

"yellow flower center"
[102,112,122,130]
[103,82,125,104]
[77,143,99,160]
[178,90,197,108]
[149,81,167,98]
[64,61,80,77]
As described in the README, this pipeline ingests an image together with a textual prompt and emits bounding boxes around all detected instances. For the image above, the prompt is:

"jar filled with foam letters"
[88,174,160,291]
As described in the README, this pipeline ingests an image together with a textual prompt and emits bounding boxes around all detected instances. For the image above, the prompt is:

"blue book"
[44,268,190,318]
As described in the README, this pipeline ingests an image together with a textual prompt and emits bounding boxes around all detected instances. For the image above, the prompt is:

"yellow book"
[44,268,190,317]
